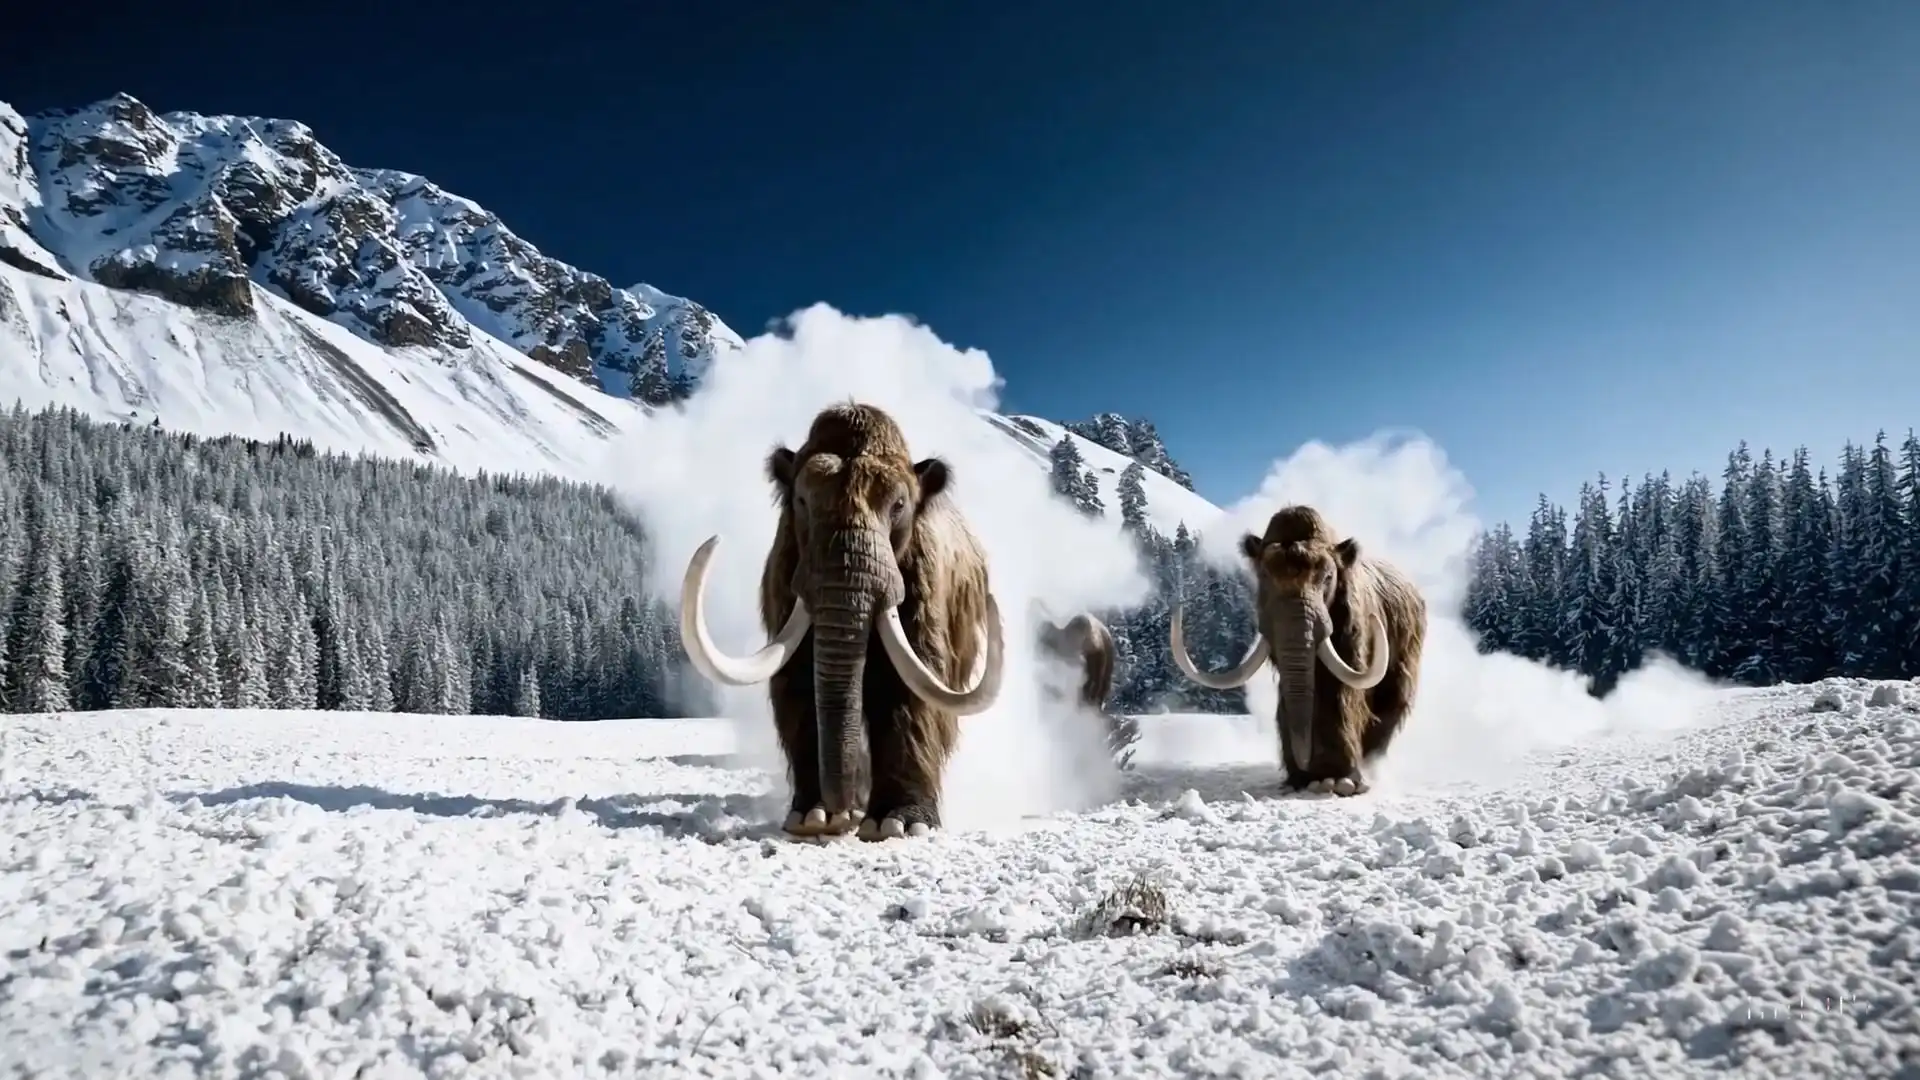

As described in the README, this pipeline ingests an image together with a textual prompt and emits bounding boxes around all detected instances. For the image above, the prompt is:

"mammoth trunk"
[1275,597,1322,773]
[810,538,892,814]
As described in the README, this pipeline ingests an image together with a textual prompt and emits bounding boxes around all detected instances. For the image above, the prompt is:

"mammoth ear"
[1240,533,1265,563]
[765,446,797,499]
[1334,537,1362,568]
[912,457,951,505]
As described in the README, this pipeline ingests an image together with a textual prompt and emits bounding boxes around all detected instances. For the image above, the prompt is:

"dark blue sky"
[8,0,1919,525]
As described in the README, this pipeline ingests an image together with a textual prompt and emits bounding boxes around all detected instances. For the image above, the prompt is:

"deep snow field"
[2,681,1916,1080]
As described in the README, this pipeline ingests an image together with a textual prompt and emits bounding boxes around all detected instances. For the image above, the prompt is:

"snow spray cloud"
[1197,431,1724,793]
[608,304,1152,833]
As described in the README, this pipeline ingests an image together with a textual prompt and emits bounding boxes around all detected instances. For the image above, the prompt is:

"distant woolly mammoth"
[1038,610,1140,767]
[1037,612,1116,712]
[678,401,1006,841]
[1168,505,1427,796]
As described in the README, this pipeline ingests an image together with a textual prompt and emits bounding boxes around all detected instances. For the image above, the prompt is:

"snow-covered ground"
[2,680,1915,1079]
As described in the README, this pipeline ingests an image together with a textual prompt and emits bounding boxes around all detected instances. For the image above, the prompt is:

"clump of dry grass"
[961,997,1062,1079]
[1074,873,1170,939]
[1158,952,1219,980]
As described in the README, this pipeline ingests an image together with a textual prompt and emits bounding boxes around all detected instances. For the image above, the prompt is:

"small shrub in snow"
[1074,874,1170,939]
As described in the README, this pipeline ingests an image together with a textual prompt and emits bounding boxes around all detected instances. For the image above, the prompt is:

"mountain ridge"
[0,91,1224,540]
[3,92,741,399]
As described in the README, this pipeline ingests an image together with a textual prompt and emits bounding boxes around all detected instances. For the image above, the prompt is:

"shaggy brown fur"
[1240,504,1428,790]
[756,401,994,831]
[1038,613,1116,711]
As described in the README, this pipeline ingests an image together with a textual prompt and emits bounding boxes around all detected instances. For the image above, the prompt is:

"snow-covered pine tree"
[181,586,221,708]
[1778,449,1837,682]
[1670,474,1720,673]
[1560,478,1619,687]
[1463,523,1516,652]
[1075,466,1105,518]
[514,662,543,718]
[1730,449,1784,683]
[1510,497,1567,665]
[1900,430,1920,673]
[1116,461,1149,534]
[1830,443,1872,674]
[4,481,71,713]
[1048,436,1085,502]
[1858,432,1907,677]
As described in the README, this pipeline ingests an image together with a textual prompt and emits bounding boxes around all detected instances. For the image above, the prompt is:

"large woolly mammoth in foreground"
[1169,504,1427,797]
[678,402,1008,841]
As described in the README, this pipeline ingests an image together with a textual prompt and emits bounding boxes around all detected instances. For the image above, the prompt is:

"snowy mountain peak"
[5,92,741,395]
[1,93,1220,547]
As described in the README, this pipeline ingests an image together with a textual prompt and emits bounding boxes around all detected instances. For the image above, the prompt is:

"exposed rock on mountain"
[6,93,740,394]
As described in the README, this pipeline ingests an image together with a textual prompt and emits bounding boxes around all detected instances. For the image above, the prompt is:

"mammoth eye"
[890,495,909,519]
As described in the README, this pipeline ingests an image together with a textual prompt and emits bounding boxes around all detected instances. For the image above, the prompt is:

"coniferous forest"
[0,404,709,720]
[1462,431,1920,696]
[9,403,1904,720]
[0,406,1261,720]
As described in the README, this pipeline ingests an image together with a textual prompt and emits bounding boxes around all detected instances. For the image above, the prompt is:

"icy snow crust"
[2,679,1916,1078]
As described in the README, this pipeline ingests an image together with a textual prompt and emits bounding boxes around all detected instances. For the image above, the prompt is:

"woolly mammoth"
[1038,610,1140,767]
[1037,612,1116,712]
[678,401,1007,841]
[1169,505,1427,796]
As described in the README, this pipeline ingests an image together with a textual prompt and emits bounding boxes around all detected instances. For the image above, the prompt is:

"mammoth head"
[677,403,1006,813]
[1239,504,1363,615]
[1235,505,1390,692]
[766,439,949,611]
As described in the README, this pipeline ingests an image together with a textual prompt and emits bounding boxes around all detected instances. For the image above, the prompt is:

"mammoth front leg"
[1301,692,1370,797]
[1276,696,1369,796]
[859,683,957,840]
[769,648,837,835]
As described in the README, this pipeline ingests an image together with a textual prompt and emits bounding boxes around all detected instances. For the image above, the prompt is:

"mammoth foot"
[855,802,938,842]
[1304,772,1369,798]
[783,806,865,837]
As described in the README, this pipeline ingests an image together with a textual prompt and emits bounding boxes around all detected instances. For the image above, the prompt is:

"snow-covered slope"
[985,411,1222,536]
[0,262,639,477]
[4,679,1912,1077]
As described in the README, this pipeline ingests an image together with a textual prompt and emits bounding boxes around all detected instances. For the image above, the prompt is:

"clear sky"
[7,0,1917,527]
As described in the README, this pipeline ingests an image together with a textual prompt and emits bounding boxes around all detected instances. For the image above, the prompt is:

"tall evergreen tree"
[1116,462,1149,534]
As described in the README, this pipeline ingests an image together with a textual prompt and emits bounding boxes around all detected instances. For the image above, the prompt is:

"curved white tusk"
[876,592,1005,715]
[678,535,811,686]
[1317,614,1390,690]
[1169,605,1269,689]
